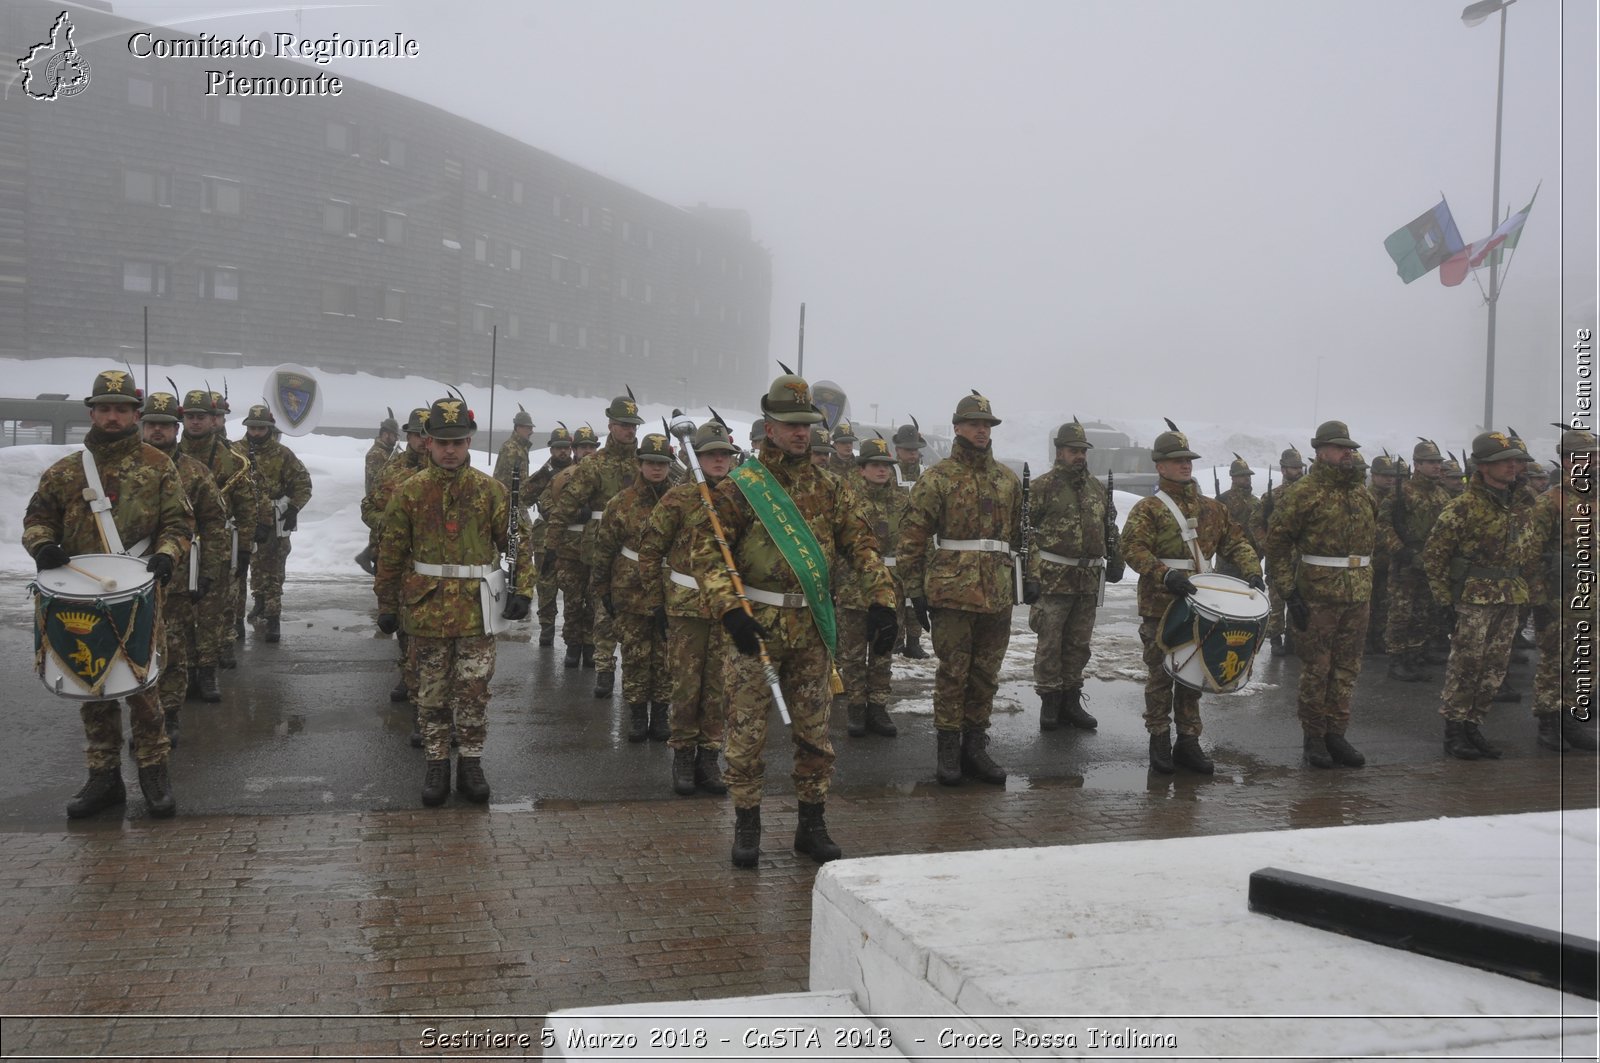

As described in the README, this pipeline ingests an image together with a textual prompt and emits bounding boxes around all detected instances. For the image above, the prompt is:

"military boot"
[247,596,264,621]
[219,642,237,670]
[866,703,898,737]
[563,643,581,668]
[538,625,555,647]
[847,703,868,737]
[1325,733,1365,767]
[137,758,176,818]
[1443,720,1482,760]
[581,644,596,669]
[671,747,696,796]
[1302,734,1334,769]
[1423,641,1451,666]
[1037,690,1060,732]
[1172,734,1215,774]
[389,678,410,703]
[592,670,614,699]
[695,747,727,794]
[264,616,281,643]
[66,769,125,819]
[1490,679,1521,703]
[421,759,451,806]
[456,757,490,803]
[960,729,1007,785]
[233,618,245,642]
[195,666,222,704]
[1060,688,1098,730]
[1462,721,1503,759]
[731,805,761,868]
[1563,715,1599,752]
[1269,634,1285,656]
[1149,732,1175,774]
[901,634,928,660]
[186,670,201,701]
[627,703,648,743]
[409,713,422,749]
[793,801,842,864]
[648,702,671,742]
[1536,714,1570,752]
[936,730,963,786]
[164,708,180,750]
[1387,651,1432,683]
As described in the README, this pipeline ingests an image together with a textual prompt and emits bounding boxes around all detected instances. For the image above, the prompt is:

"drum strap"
[79,449,126,554]
[1154,490,1209,574]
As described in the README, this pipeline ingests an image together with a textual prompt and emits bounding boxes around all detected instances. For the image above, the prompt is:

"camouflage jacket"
[364,439,394,496]
[374,463,533,637]
[1217,486,1260,554]
[826,452,855,478]
[691,441,895,622]
[1025,461,1113,595]
[168,449,231,590]
[362,448,429,533]
[593,477,672,616]
[544,435,637,565]
[244,435,313,527]
[1423,480,1537,606]
[898,438,1022,613]
[1250,478,1301,546]
[23,427,193,568]
[837,477,906,610]
[1264,461,1379,603]
[178,429,259,554]
[895,459,922,487]
[493,435,532,492]
[526,456,570,518]
[1530,478,1592,609]
[638,477,723,619]
[1123,476,1257,618]
[1378,475,1452,571]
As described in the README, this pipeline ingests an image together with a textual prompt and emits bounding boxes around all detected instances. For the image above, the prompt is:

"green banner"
[730,458,836,656]
[35,590,155,696]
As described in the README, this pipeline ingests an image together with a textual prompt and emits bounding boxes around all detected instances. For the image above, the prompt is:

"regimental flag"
[1383,199,1466,284]
[1439,190,1537,287]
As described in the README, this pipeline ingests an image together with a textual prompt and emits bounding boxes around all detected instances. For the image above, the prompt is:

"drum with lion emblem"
[31,553,161,700]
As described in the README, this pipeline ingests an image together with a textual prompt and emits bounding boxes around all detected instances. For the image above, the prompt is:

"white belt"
[669,568,699,590]
[413,562,495,578]
[1038,550,1104,568]
[589,510,604,521]
[936,536,1012,555]
[881,556,896,567]
[1302,554,1373,568]
[620,547,641,562]
[1160,558,1195,570]
[743,585,807,609]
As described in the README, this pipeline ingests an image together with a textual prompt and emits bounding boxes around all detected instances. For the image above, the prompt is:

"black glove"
[377,612,400,634]
[722,608,766,657]
[193,576,213,601]
[353,545,376,575]
[866,603,899,656]
[1022,579,1042,605]
[1246,574,1267,592]
[253,522,273,544]
[1287,589,1311,632]
[1162,568,1199,598]
[281,505,299,533]
[33,542,70,571]
[236,551,251,582]
[601,593,615,617]
[145,553,175,586]
[911,596,931,634]
[652,605,669,641]
[539,551,558,578]
[1104,558,1126,584]
[501,593,531,621]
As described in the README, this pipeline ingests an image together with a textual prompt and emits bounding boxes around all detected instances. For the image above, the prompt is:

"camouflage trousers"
[1295,599,1368,737]
[554,558,593,647]
[1029,592,1097,693]
[1264,583,1288,640]
[614,611,671,705]
[590,571,618,674]
[723,605,835,809]
[837,606,892,706]
[250,534,292,618]
[156,590,194,715]
[929,607,1012,733]
[1385,564,1450,655]
[394,630,417,700]
[226,559,248,636]
[535,555,558,630]
[1535,605,1591,720]
[1139,616,1202,736]
[409,633,494,759]
[667,615,726,750]
[83,598,170,771]
[191,579,229,667]
[892,570,918,645]
[1440,603,1517,724]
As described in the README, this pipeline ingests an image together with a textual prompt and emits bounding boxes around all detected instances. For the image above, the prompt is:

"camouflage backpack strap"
[728,458,836,656]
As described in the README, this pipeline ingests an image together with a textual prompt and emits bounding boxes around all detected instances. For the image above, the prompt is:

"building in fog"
[0,0,771,407]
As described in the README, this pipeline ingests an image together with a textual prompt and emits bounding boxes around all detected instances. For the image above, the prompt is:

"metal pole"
[486,325,498,463]
[797,303,806,378]
[143,306,149,394]
[1483,4,1508,432]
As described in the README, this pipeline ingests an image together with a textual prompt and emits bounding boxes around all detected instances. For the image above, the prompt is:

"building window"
[321,282,358,316]
[442,222,461,251]
[578,264,589,288]
[205,97,241,125]
[323,199,354,235]
[507,313,520,339]
[619,275,629,300]
[325,120,358,154]
[475,167,490,194]
[550,254,565,282]
[618,333,628,355]
[511,179,523,205]
[641,338,651,359]
[381,211,405,244]
[552,194,563,218]
[621,220,631,243]
[580,205,590,227]
[643,283,652,305]
[509,247,522,271]
[381,288,405,322]
[123,169,170,206]
[471,303,493,334]
[127,76,168,111]
[443,156,462,181]
[202,176,242,216]
[122,261,170,296]
[576,326,587,349]
[380,136,406,167]
[200,267,240,302]
[474,237,488,262]
[548,321,560,345]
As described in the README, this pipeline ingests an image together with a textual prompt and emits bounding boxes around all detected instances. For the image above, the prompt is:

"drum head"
[1187,572,1269,622]
[32,553,155,597]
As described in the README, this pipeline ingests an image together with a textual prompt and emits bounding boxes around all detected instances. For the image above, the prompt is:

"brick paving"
[0,757,1593,1059]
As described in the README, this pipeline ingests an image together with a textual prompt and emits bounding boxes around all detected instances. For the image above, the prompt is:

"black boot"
[165,708,180,750]
[627,703,648,743]
[1443,720,1482,760]
[247,596,264,621]
[1303,734,1334,769]
[389,677,410,703]
[1387,651,1432,683]
[233,618,245,642]
[1423,642,1451,666]
[1060,688,1098,730]
[847,703,868,737]
[1038,690,1060,732]
[1324,733,1365,767]
[592,670,614,699]
[421,759,451,806]
[1563,715,1599,752]
[936,730,963,786]
[901,635,928,660]
[66,769,125,819]
[1491,679,1521,703]
[1172,734,1215,774]
[219,642,237,670]
[1536,714,1570,752]
[195,666,221,704]
[694,747,727,794]
[1149,732,1175,774]
[581,644,596,669]
[1462,721,1503,759]
[456,756,490,803]
[137,758,176,818]
[648,702,671,742]
[794,801,842,864]
[186,670,201,701]
[409,715,422,749]
[538,625,555,647]
[564,643,582,668]
[731,805,761,869]
[865,703,898,737]
[671,746,696,795]
[1269,634,1285,656]
[264,616,281,643]
[960,729,1007,785]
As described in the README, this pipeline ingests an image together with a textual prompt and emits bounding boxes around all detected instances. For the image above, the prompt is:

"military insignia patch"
[37,594,155,696]
[782,380,809,404]
[622,400,637,416]
[103,370,130,393]
[275,371,316,428]
[438,400,463,424]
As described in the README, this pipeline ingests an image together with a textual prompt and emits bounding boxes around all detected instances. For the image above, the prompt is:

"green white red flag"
[1439,190,1536,287]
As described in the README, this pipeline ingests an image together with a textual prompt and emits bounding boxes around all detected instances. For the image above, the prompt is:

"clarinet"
[1014,462,1031,604]
[1101,470,1119,605]
[504,468,522,588]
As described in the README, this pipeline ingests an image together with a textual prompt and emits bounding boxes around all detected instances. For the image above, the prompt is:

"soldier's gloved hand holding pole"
[910,596,931,633]
[1287,589,1311,631]
[146,553,175,586]
[538,551,557,578]
[253,522,273,544]
[1162,568,1198,598]
[34,543,69,571]
[281,505,299,533]
[866,603,899,656]
[501,594,531,622]
[722,608,766,657]
[1022,579,1042,605]
[376,612,399,635]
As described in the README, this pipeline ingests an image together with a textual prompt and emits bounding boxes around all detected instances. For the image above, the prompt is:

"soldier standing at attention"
[692,371,896,868]
[593,433,676,742]
[837,435,906,739]
[362,408,431,716]
[207,391,256,654]
[1214,454,1260,580]
[809,425,833,468]
[898,392,1022,787]
[1441,453,1466,496]
[639,421,737,797]
[1424,432,1540,761]
[827,420,857,476]
[1365,453,1402,656]
[178,389,258,677]
[364,410,400,496]
[526,425,575,648]
[1026,420,1124,733]
[542,425,600,669]
[1254,446,1306,656]
[493,406,535,489]
[1382,439,1453,683]
[1122,426,1260,774]
[241,404,312,644]
[1530,427,1599,752]
[891,420,930,659]
[375,397,532,806]
[23,369,193,818]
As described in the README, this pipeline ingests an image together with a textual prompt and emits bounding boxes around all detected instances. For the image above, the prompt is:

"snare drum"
[1157,572,1269,694]
[32,553,162,700]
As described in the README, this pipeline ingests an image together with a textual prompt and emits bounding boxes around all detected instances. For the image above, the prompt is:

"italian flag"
[1439,190,1537,287]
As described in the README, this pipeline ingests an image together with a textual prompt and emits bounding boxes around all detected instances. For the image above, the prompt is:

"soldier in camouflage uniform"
[1382,439,1453,682]
[362,408,431,715]
[1530,427,1599,752]
[24,370,193,818]
[594,434,676,741]
[639,421,736,797]
[178,389,259,676]
[827,420,857,476]
[1365,453,1400,655]
[809,424,833,468]
[526,425,575,647]
[545,398,643,698]
[1441,454,1466,495]
[541,425,600,668]
[1254,446,1305,655]
[1264,421,1378,769]
[241,404,312,643]
[899,392,1022,787]
[891,420,930,658]
[1423,432,1539,760]
[691,371,896,868]
[1122,427,1260,774]
[364,410,400,495]
[206,391,257,654]
[375,397,533,806]
[1025,420,1124,733]
[1214,454,1260,580]
[141,391,228,738]
[493,406,535,489]
[837,436,906,739]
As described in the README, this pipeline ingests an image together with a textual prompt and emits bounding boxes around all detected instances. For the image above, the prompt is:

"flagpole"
[1481,1,1509,432]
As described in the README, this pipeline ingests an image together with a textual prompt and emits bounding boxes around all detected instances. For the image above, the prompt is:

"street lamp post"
[1462,0,1516,432]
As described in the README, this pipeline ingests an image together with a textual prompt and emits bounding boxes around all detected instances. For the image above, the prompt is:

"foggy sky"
[111,0,1596,433]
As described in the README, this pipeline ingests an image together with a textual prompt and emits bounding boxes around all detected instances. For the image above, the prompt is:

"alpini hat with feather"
[1413,437,1443,462]
[857,435,895,465]
[379,407,400,434]
[85,369,142,407]
[1311,420,1360,449]
[1279,446,1306,469]
[691,420,737,455]
[1228,453,1251,478]
[183,388,219,416]
[573,424,599,446]
[760,363,824,425]
[425,390,477,440]
[140,391,182,424]
[604,387,645,426]
[1150,417,1200,461]
[1053,417,1093,449]
[637,433,673,463]
[548,422,573,447]
[1554,422,1598,456]
[512,403,534,428]
[952,390,1001,425]
[892,417,926,450]
[242,403,276,427]
[404,407,430,434]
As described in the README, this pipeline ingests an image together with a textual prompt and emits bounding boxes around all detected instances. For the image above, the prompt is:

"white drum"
[32,553,163,700]
[1158,572,1269,694]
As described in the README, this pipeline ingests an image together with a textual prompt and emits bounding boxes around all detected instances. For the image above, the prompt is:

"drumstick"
[1199,584,1259,598]
[66,563,118,591]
